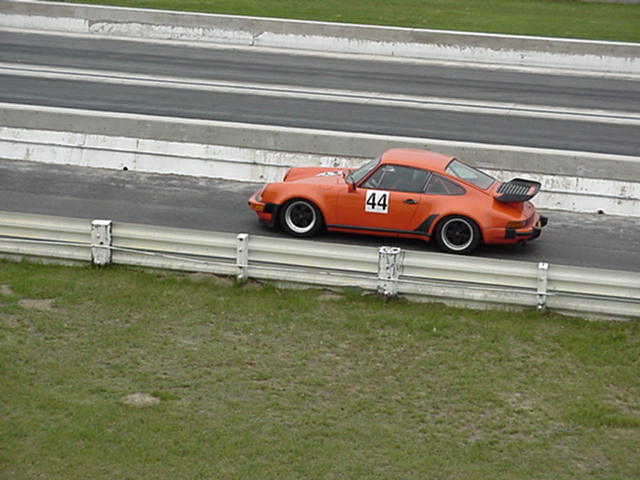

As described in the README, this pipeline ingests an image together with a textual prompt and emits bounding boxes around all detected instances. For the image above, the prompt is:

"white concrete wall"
[3,104,639,183]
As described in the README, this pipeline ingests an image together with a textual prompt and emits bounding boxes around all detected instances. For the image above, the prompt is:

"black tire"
[280,199,324,238]
[434,215,481,254]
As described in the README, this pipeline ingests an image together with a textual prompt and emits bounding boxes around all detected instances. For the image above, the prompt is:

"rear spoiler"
[495,178,541,203]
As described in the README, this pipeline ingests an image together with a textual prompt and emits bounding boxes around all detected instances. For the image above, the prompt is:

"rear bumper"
[505,215,548,241]
[483,214,548,244]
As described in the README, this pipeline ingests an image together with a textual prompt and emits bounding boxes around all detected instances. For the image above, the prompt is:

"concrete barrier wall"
[2,1,639,74]
[3,104,639,183]
[2,121,639,217]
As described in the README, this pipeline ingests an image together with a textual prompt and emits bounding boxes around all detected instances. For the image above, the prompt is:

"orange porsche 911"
[248,149,547,254]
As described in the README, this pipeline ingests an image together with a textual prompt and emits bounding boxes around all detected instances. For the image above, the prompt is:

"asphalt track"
[1,30,640,155]
[0,29,639,271]
[2,30,638,111]
[1,160,639,272]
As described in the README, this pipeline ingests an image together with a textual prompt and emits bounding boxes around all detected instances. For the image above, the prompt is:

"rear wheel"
[435,216,481,254]
[280,199,324,238]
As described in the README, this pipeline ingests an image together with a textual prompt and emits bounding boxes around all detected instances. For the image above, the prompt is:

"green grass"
[1,259,639,479]
[48,0,640,42]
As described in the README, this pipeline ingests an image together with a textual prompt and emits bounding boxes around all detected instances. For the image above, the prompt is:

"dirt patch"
[0,314,20,329]
[606,384,640,416]
[18,299,54,311]
[319,291,342,301]
[0,285,14,296]
[188,273,234,286]
[121,393,160,407]
[242,280,263,290]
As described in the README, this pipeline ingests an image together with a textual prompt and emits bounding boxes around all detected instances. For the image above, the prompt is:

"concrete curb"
[1,0,639,74]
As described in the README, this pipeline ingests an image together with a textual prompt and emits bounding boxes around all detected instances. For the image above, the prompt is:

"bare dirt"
[121,393,161,407]
[18,299,54,311]
[0,284,14,296]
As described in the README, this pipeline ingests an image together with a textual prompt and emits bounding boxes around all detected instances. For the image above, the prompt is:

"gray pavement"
[1,30,638,272]
[1,159,638,272]
[2,30,638,112]
[1,31,639,155]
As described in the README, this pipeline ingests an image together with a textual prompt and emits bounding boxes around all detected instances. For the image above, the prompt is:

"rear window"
[445,159,495,190]
[424,174,465,196]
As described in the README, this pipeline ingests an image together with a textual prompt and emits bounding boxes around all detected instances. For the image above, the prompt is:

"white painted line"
[2,26,639,82]
[3,62,640,126]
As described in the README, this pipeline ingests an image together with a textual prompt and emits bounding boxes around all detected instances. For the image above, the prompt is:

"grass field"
[1,259,639,479]
[47,0,640,42]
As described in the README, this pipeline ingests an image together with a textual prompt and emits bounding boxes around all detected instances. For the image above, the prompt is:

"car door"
[334,164,430,234]
[411,172,468,234]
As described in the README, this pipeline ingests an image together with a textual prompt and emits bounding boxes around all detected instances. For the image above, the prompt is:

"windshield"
[445,159,495,190]
[348,157,380,185]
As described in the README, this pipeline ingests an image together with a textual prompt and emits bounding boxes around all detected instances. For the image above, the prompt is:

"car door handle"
[404,198,417,205]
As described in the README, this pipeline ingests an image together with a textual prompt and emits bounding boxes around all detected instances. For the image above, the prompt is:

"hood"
[283,167,350,183]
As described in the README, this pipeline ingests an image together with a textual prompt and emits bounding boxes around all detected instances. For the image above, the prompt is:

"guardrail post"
[378,246,403,297]
[91,220,112,266]
[236,233,249,282]
[537,262,549,312]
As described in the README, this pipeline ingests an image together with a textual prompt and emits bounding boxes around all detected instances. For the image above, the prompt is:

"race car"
[248,148,547,254]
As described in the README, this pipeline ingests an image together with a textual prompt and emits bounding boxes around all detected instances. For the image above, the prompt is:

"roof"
[380,149,454,173]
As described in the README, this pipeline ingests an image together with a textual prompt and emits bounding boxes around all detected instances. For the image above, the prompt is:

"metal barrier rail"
[0,210,638,320]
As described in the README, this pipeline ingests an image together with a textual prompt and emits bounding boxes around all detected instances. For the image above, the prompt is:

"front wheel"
[280,199,324,238]
[434,216,481,254]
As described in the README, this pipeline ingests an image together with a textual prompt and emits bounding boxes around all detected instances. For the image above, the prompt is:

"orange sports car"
[248,148,547,254]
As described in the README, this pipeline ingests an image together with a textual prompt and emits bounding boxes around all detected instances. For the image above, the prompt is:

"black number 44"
[366,191,388,211]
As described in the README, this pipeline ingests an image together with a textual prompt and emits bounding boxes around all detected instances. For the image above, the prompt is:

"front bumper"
[248,190,279,227]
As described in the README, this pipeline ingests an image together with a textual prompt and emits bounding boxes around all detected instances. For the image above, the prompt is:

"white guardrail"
[0,210,638,321]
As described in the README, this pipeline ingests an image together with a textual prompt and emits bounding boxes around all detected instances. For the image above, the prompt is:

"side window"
[361,165,430,193]
[424,174,466,196]
[361,165,389,189]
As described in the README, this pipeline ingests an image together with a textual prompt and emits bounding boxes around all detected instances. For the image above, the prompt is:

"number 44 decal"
[365,190,390,214]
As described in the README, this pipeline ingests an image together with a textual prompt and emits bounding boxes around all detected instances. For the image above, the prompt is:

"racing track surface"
[1,30,640,155]
[1,160,639,273]
[1,29,639,272]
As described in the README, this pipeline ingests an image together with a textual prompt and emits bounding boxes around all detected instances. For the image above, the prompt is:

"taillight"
[506,220,527,229]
